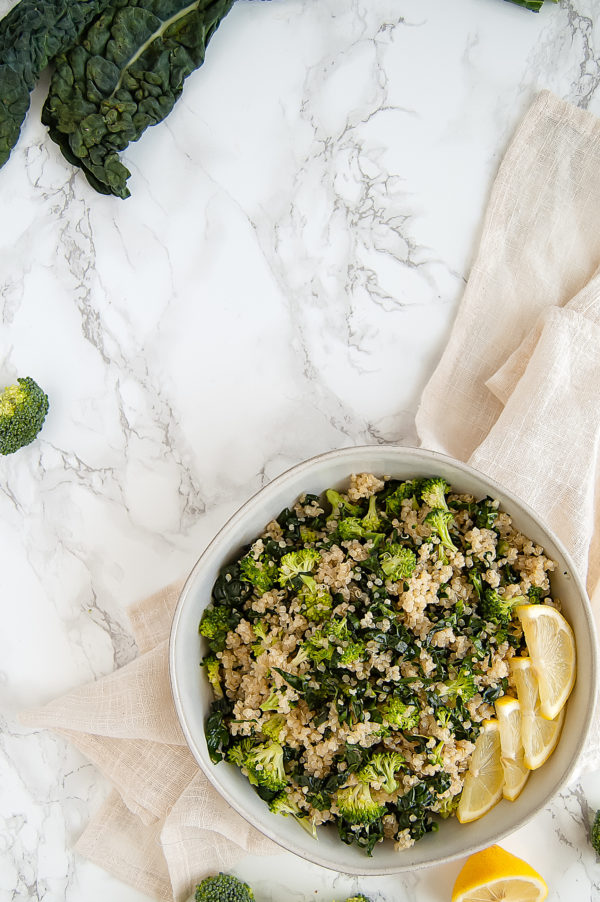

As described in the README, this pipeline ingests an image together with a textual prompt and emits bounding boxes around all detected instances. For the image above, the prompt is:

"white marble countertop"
[2,0,600,899]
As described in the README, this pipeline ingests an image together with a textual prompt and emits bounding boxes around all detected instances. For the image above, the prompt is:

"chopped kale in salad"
[200,474,556,854]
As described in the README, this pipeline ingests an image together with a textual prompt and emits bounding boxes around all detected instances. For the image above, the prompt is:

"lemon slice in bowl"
[451,844,548,902]
[516,603,576,720]
[456,719,504,824]
[494,695,529,801]
[510,657,565,770]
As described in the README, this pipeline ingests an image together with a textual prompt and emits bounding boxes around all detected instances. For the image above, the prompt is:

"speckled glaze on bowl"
[169,446,597,874]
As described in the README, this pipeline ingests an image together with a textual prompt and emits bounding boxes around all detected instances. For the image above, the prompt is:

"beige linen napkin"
[21,89,600,901]
[20,583,279,902]
[416,89,600,770]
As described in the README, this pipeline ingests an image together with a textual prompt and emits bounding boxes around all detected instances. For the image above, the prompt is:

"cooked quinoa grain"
[200,475,560,855]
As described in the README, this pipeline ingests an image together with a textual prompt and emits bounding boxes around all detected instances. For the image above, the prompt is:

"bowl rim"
[169,445,598,873]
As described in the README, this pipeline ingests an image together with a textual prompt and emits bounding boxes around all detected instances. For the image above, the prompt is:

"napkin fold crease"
[21,89,600,901]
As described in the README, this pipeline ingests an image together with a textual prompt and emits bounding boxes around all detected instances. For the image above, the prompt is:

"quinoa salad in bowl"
[198,471,575,856]
[169,446,596,873]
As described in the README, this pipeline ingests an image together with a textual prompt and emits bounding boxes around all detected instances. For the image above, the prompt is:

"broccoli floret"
[244,741,287,791]
[259,688,281,712]
[328,617,351,640]
[337,497,384,541]
[362,495,382,532]
[302,617,352,664]
[199,605,240,653]
[0,377,49,455]
[202,656,223,699]
[239,554,277,595]
[195,873,254,902]
[424,509,457,551]
[251,621,269,657]
[435,707,453,729]
[480,589,527,625]
[428,740,445,769]
[339,641,365,665]
[278,548,321,586]
[437,794,461,819]
[226,738,255,770]
[591,809,600,856]
[337,517,367,540]
[359,752,405,795]
[527,585,546,603]
[379,544,417,581]
[300,524,319,543]
[420,477,450,511]
[380,697,420,731]
[337,781,386,825]
[269,791,317,838]
[299,574,333,622]
[261,713,286,742]
[385,480,419,516]
[440,666,476,702]
[325,488,361,521]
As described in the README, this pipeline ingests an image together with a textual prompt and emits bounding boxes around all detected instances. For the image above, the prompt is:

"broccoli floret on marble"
[195,873,254,902]
[0,376,49,455]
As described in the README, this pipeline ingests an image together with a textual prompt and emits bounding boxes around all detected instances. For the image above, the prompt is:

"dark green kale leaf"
[0,0,112,168]
[205,697,232,763]
[42,0,236,198]
[337,816,385,857]
[505,0,558,9]
[212,562,253,609]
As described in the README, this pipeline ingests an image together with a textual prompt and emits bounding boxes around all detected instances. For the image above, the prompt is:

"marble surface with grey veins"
[1,0,600,899]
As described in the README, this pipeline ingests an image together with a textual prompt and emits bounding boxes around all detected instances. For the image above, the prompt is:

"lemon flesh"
[452,844,548,902]
[452,875,548,902]
[494,696,529,801]
[510,657,564,770]
[516,604,576,720]
[457,720,504,824]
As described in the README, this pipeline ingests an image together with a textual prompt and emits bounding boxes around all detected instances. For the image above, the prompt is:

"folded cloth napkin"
[416,89,600,770]
[20,583,280,902]
[21,89,600,901]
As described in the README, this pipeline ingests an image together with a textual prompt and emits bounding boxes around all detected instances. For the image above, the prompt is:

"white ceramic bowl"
[169,446,597,874]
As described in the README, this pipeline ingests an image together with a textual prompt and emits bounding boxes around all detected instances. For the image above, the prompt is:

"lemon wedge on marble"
[451,844,548,902]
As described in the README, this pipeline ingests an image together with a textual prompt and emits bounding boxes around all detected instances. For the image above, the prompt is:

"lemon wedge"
[516,603,576,720]
[510,656,564,770]
[452,844,548,902]
[456,719,504,824]
[494,695,529,801]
